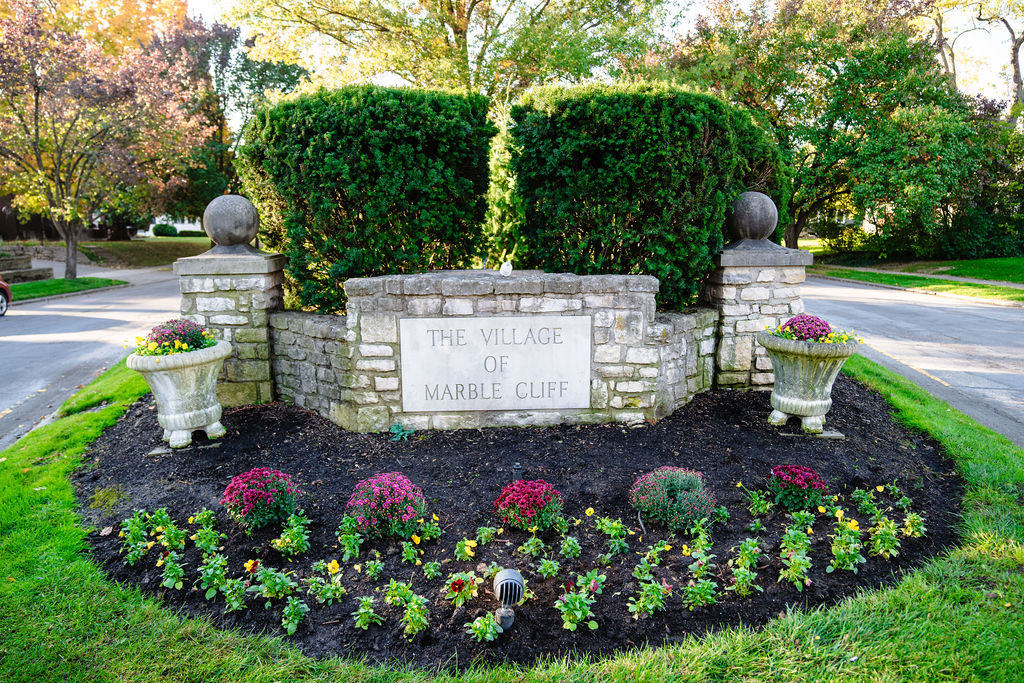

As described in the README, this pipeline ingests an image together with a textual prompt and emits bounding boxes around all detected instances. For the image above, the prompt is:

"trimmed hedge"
[237,86,496,313]
[510,84,788,309]
[152,224,177,237]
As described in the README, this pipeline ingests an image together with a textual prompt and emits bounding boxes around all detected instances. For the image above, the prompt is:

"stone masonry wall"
[701,241,812,390]
[267,271,718,432]
[175,253,285,407]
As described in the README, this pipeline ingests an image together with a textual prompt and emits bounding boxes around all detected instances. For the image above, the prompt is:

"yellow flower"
[155,526,165,533]
[188,517,194,524]
[817,506,826,514]
[528,526,538,534]
[243,559,258,573]
[663,544,672,551]
[847,520,860,531]
[680,544,691,557]
[417,518,424,524]
[415,559,421,566]
[736,481,743,488]
[836,509,844,520]
[146,541,155,549]
[585,508,594,516]
[411,534,421,545]
[628,530,636,535]
[876,485,885,492]
[574,518,581,526]
[354,564,362,573]
[118,531,124,538]
[806,527,813,535]
[147,342,158,351]
[432,513,439,521]
[327,560,340,575]
[156,559,164,567]
[497,528,504,535]
[465,539,478,548]
[189,534,198,541]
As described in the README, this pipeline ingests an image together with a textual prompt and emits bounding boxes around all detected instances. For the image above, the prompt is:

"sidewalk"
[824,265,1024,289]
[32,258,178,287]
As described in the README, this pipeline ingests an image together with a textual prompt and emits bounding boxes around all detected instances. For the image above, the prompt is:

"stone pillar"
[702,192,813,390]
[174,196,285,407]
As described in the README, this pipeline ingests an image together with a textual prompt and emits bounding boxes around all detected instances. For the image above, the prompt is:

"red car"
[0,276,10,316]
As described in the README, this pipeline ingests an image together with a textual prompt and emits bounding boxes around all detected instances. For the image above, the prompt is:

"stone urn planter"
[756,332,859,434]
[126,340,233,448]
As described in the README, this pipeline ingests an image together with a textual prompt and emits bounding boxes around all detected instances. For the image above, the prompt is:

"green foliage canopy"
[237,86,495,313]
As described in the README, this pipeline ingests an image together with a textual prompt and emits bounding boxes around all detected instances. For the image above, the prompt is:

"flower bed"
[72,376,961,670]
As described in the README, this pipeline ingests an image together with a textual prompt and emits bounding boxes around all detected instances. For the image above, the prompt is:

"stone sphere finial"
[203,195,259,249]
[728,191,778,241]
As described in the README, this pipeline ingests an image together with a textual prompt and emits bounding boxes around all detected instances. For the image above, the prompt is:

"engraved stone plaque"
[400,316,591,412]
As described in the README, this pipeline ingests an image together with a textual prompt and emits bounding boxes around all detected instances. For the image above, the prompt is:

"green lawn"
[897,256,1024,284]
[811,267,1024,303]
[78,236,212,268]
[0,357,1022,681]
[9,276,127,301]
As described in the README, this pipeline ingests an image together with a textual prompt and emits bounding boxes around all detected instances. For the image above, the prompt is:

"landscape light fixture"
[512,461,523,482]
[493,568,525,630]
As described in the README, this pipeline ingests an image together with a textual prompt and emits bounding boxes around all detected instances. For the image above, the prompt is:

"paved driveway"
[0,266,179,450]
[802,277,1024,449]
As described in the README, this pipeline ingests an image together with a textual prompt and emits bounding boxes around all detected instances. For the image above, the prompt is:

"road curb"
[806,275,1024,308]
[9,283,131,307]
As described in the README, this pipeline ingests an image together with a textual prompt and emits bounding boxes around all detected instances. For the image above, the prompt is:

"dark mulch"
[73,375,962,671]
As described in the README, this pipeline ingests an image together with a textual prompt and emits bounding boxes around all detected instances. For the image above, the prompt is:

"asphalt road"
[0,267,180,451]
[802,277,1024,449]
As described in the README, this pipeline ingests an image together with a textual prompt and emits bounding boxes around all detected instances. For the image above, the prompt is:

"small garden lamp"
[493,568,524,629]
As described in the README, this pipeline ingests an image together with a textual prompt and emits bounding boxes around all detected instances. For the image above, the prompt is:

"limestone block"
[789,299,806,315]
[751,371,775,385]
[351,391,379,405]
[393,414,430,430]
[615,380,649,393]
[590,381,609,409]
[613,311,644,345]
[756,356,774,371]
[584,294,615,308]
[736,319,769,333]
[595,365,634,378]
[716,371,749,385]
[209,314,250,326]
[756,270,777,282]
[720,303,752,316]
[711,268,753,285]
[594,328,610,344]
[442,298,475,315]
[359,344,394,357]
[360,312,398,343]
[357,406,390,432]
[564,412,609,425]
[196,296,237,312]
[781,267,807,284]
[704,285,737,302]
[442,279,494,296]
[772,287,799,300]
[716,336,753,371]
[180,277,216,293]
[431,414,480,430]
[625,347,659,364]
[518,297,582,313]
[355,359,396,372]
[740,287,771,301]
[235,327,269,343]
[217,382,259,407]
[638,367,659,378]
[224,360,271,382]
[594,345,622,363]
[345,279,383,296]
[407,297,442,315]
[375,376,400,391]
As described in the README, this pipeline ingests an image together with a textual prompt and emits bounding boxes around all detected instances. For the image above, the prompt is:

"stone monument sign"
[400,316,591,412]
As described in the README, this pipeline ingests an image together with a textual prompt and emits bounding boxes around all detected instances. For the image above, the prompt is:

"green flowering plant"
[134,319,216,356]
[465,615,503,642]
[629,467,717,532]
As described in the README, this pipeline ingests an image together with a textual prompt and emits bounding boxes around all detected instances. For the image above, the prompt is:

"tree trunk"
[786,213,808,249]
[64,232,78,280]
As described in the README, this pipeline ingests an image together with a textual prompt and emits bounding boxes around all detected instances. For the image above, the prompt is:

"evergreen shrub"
[509,84,788,309]
[237,86,496,312]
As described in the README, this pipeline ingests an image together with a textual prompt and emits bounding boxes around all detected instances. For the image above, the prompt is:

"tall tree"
[655,0,978,250]
[0,1,210,277]
[227,0,663,103]
[154,20,307,220]
[973,0,1024,121]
